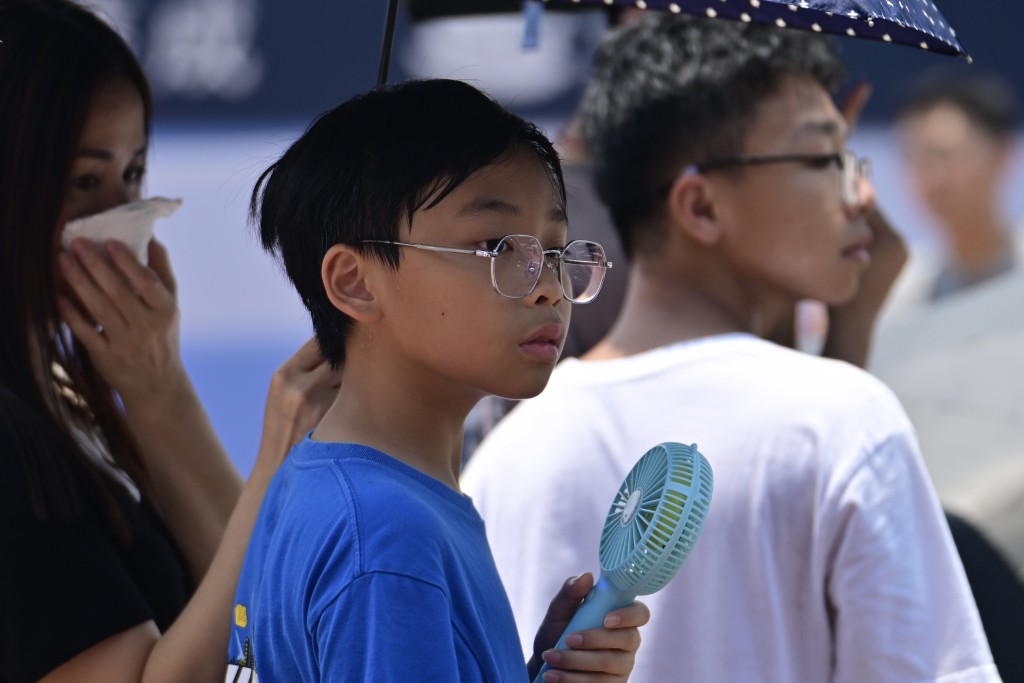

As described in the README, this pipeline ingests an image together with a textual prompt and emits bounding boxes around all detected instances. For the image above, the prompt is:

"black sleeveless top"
[0,388,191,683]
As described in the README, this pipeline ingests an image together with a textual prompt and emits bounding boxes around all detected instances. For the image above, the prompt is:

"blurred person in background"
[0,1,338,680]
[883,67,1021,317]
[867,67,1024,681]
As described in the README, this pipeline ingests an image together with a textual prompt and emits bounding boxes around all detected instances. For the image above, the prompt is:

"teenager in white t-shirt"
[462,14,1000,683]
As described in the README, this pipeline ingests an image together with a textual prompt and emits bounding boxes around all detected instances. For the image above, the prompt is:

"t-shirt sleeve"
[313,572,466,682]
[826,430,999,683]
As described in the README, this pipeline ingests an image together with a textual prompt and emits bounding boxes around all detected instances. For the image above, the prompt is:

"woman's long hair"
[0,0,155,537]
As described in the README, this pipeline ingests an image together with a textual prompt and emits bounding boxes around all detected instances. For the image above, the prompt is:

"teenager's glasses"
[363,234,612,303]
[688,150,871,207]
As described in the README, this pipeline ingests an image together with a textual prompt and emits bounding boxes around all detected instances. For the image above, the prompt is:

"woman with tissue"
[0,1,339,680]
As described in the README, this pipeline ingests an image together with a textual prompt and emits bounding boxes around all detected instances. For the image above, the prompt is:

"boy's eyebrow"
[457,197,568,224]
[793,118,849,141]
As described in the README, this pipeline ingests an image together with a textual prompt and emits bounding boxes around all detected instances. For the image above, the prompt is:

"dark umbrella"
[377,0,969,85]
[546,0,968,57]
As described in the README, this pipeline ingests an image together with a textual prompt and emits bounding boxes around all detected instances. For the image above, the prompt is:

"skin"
[58,78,148,228]
[898,102,1013,273]
[587,75,886,360]
[39,77,341,681]
[314,146,649,682]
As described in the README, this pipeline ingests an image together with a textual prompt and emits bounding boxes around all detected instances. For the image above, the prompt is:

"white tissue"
[62,197,183,263]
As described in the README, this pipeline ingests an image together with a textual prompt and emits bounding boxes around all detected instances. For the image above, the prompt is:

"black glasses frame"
[674,150,871,207]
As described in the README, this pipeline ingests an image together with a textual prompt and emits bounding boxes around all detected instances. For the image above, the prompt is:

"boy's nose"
[845,176,876,219]
[527,255,564,306]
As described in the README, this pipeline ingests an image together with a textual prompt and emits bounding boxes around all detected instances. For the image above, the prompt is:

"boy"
[462,15,999,683]
[226,78,647,681]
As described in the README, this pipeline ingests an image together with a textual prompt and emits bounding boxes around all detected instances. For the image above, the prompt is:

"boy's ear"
[665,171,722,247]
[321,244,381,322]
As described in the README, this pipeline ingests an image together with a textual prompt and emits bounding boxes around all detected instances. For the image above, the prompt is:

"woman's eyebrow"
[75,146,147,160]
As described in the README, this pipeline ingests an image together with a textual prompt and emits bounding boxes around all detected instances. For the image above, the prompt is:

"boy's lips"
[841,231,873,265]
[519,322,565,362]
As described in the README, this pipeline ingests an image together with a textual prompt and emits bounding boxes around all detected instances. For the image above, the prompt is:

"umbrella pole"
[377,0,400,86]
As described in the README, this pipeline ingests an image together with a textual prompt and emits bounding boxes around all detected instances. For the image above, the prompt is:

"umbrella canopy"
[544,0,969,58]
[378,0,969,85]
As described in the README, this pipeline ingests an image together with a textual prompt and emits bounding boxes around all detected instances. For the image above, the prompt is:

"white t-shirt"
[462,334,998,683]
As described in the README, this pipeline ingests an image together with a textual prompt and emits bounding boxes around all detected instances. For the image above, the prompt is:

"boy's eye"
[480,238,506,252]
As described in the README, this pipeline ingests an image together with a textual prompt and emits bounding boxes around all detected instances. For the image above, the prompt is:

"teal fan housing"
[534,442,713,682]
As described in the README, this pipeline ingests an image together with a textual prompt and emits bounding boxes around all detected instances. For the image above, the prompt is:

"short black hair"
[580,14,845,257]
[895,67,1020,139]
[252,78,565,366]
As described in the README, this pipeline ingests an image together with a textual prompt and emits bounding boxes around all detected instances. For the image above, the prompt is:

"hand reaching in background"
[256,336,341,469]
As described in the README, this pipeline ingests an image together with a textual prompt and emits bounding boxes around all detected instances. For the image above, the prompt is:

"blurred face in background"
[898,102,1012,229]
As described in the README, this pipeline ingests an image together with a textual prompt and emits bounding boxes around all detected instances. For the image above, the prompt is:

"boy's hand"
[823,206,908,365]
[529,573,650,682]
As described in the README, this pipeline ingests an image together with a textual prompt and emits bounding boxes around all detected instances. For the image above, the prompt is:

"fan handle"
[532,573,634,682]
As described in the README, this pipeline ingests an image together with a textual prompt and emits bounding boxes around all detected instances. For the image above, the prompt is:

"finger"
[283,337,329,374]
[147,239,178,297]
[603,600,650,629]
[69,239,149,325]
[840,81,872,129]
[544,573,596,625]
[304,357,343,391]
[57,295,109,355]
[560,622,642,653]
[541,643,633,679]
[103,240,176,313]
[59,249,129,332]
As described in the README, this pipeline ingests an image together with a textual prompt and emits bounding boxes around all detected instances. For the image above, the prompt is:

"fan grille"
[598,442,713,595]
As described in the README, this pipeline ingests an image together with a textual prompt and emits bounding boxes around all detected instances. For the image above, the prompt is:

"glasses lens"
[492,234,545,298]
[560,240,607,303]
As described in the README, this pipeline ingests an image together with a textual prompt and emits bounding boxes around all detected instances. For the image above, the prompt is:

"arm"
[37,339,338,683]
[528,573,649,683]
[59,238,239,577]
[55,237,340,682]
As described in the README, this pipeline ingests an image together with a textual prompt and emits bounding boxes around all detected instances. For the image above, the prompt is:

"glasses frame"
[685,150,871,207]
[362,234,613,303]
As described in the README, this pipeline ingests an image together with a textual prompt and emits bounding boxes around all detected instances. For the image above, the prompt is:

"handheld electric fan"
[534,442,713,682]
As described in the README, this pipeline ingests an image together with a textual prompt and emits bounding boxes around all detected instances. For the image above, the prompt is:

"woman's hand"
[58,238,186,406]
[529,573,650,683]
[255,337,341,470]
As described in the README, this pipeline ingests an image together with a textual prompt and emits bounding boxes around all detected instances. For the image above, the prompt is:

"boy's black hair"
[252,78,566,367]
[895,67,1020,140]
[579,14,845,258]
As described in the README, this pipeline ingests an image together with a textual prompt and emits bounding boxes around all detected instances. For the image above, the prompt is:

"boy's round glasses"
[363,234,613,303]
[687,150,871,207]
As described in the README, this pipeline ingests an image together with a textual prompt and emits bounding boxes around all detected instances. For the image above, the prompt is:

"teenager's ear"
[665,171,722,247]
[321,244,381,322]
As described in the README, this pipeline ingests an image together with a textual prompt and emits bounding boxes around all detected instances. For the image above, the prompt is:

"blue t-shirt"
[228,438,528,682]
